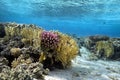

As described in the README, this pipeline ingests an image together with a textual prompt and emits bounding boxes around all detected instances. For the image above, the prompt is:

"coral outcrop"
[0,22,79,79]
[0,62,47,80]
[96,41,114,58]
[39,32,79,69]
[78,35,120,60]
[56,33,79,68]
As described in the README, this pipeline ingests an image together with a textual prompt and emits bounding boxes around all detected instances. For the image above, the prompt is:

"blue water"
[0,0,120,37]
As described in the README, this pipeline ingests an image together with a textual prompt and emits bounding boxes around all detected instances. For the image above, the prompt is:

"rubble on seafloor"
[0,22,79,80]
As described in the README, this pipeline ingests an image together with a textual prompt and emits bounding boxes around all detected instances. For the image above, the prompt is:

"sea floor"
[45,47,120,80]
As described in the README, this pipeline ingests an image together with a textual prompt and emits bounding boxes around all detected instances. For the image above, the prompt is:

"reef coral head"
[41,31,59,50]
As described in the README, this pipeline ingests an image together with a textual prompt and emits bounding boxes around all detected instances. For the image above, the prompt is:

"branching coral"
[55,33,79,68]
[0,62,48,80]
[4,23,21,37]
[4,23,43,49]
[20,24,43,48]
[11,54,33,68]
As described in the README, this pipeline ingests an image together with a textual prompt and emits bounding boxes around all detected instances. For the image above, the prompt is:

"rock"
[111,38,120,60]
[89,35,109,42]
[84,37,96,52]
[85,35,109,49]
[83,35,120,60]
[0,23,6,38]
[76,37,85,48]
[72,72,80,77]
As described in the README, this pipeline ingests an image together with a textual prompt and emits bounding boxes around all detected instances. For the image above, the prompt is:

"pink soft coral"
[41,31,59,50]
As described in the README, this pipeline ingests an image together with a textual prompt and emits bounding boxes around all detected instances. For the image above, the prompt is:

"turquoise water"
[0,0,120,37]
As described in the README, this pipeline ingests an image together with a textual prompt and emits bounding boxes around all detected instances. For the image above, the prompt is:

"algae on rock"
[96,41,114,58]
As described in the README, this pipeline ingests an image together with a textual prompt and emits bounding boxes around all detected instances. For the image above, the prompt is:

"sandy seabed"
[45,48,120,80]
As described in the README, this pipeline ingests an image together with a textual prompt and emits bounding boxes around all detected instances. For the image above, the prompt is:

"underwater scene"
[0,0,120,80]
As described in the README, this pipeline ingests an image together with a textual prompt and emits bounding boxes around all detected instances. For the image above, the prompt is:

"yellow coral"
[39,52,46,62]
[96,41,114,58]
[21,38,31,45]
[11,54,33,68]
[11,58,19,68]
[10,48,21,57]
[5,23,43,49]
[20,26,43,48]
[4,23,21,37]
[56,33,79,68]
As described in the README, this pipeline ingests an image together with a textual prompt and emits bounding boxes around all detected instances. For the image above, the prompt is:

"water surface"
[0,0,120,37]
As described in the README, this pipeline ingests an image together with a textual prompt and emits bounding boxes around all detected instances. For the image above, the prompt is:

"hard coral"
[10,48,21,57]
[41,31,59,51]
[0,22,79,71]
[96,41,114,58]
[39,31,79,69]
[11,54,33,68]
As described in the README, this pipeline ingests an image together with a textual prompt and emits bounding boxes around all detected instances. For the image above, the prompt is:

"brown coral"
[10,48,21,57]
[11,54,33,68]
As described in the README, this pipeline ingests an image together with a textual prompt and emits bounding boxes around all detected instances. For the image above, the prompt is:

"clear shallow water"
[0,0,120,37]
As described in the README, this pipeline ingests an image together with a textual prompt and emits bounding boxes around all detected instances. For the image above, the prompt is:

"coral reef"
[96,41,114,58]
[0,62,48,80]
[85,35,110,51]
[39,32,79,69]
[83,35,113,59]
[75,35,120,60]
[0,22,79,79]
